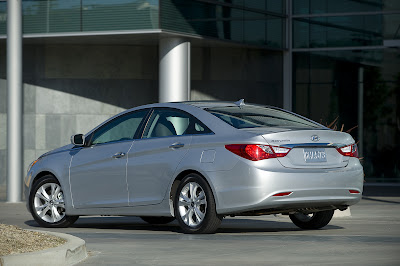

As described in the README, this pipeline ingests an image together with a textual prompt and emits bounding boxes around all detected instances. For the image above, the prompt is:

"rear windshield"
[206,106,323,129]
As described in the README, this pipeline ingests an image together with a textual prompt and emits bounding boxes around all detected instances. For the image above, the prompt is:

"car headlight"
[27,158,40,173]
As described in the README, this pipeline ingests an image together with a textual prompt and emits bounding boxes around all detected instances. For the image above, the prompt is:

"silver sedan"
[25,100,364,234]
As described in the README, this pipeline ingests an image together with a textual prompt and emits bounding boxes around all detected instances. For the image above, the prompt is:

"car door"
[127,108,212,206]
[69,109,149,208]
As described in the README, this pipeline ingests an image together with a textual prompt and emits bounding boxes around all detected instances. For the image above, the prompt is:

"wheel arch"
[32,170,58,186]
[30,170,73,209]
[169,169,218,214]
[29,170,61,200]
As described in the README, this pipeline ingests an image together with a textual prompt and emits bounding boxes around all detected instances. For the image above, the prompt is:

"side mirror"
[71,134,85,146]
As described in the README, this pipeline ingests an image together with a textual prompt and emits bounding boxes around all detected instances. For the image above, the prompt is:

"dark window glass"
[206,106,322,129]
[293,0,383,15]
[293,14,384,49]
[160,0,285,49]
[91,109,149,145]
[143,108,212,138]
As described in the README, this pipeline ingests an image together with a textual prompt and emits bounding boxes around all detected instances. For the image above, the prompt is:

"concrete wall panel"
[0,113,6,150]
[44,45,158,80]
[0,42,283,201]
[35,115,46,150]
[24,114,36,150]
[24,84,36,114]
[0,79,6,113]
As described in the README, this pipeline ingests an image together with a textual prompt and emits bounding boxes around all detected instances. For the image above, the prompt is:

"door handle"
[112,152,126,159]
[169,143,184,149]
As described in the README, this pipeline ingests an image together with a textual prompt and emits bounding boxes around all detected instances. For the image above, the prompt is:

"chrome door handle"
[112,152,126,159]
[169,143,184,149]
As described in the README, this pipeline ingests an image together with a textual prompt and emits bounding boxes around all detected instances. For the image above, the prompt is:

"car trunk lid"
[245,128,354,169]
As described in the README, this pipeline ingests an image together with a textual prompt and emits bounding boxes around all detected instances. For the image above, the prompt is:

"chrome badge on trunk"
[303,148,327,163]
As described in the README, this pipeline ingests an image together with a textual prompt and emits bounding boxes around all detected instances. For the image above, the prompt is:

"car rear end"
[200,103,364,215]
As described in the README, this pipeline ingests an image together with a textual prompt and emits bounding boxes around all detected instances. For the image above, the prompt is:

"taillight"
[337,144,358,158]
[225,144,291,161]
[273,192,293,197]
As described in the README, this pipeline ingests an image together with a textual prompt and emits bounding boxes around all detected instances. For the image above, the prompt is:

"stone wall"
[0,43,283,201]
[0,43,159,200]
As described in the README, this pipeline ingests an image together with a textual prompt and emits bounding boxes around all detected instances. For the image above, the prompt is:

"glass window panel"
[293,14,385,48]
[161,0,284,49]
[143,109,212,138]
[244,20,266,44]
[293,0,383,14]
[244,0,284,14]
[384,14,400,39]
[82,0,158,31]
[293,19,310,48]
[0,2,6,35]
[244,0,266,10]
[266,0,284,14]
[384,0,400,10]
[207,106,322,129]
[91,110,148,145]
[293,48,400,181]
[293,0,310,15]
[267,18,283,48]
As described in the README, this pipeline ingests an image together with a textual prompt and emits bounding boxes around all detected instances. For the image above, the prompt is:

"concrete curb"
[0,230,87,266]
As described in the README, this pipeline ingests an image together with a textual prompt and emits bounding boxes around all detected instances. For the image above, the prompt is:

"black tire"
[174,173,222,234]
[289,210,334,230]
[29,175,79,228]
[140,216,175,225]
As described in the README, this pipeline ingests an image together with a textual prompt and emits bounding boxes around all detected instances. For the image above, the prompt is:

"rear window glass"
[206,106,323,129]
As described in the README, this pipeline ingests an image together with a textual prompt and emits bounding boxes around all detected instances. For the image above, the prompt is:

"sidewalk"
[0,230,87,266]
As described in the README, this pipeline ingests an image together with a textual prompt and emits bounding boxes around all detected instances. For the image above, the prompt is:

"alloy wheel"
[178,182,207,227]
[33,182,66,223]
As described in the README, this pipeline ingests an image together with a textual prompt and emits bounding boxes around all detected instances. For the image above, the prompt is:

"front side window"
[206,106,323,129]
[143,108,212,138]
[91,109,149,145]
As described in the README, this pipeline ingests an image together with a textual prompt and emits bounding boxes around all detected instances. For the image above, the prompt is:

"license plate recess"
[303,148,327,163]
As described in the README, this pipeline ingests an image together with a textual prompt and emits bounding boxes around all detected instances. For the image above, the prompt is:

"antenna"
[234,99,245,108]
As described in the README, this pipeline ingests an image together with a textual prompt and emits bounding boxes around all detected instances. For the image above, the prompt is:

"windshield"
[206,106,323,129]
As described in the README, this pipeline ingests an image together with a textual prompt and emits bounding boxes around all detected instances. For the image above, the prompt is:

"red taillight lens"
[273,192,293,197]
[337,144,358,158]
[225,144,291,161]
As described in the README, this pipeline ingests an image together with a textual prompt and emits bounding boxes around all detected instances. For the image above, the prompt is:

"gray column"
[159,37,190,102]
[7,0,23,203]
[283,0,292,111]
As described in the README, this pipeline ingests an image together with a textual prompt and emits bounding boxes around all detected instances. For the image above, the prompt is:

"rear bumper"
[207,157,364,215]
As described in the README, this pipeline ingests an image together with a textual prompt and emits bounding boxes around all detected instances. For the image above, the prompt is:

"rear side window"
[143,108,212,138]
[206,106,322,129]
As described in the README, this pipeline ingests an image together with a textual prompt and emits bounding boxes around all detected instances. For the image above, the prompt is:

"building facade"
[0,0,399,200]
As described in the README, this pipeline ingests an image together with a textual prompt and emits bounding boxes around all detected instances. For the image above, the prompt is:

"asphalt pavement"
[1,184,399,266]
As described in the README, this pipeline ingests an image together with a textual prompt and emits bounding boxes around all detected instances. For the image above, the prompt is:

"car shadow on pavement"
[217,218,342,233]
[24,216,343,234]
